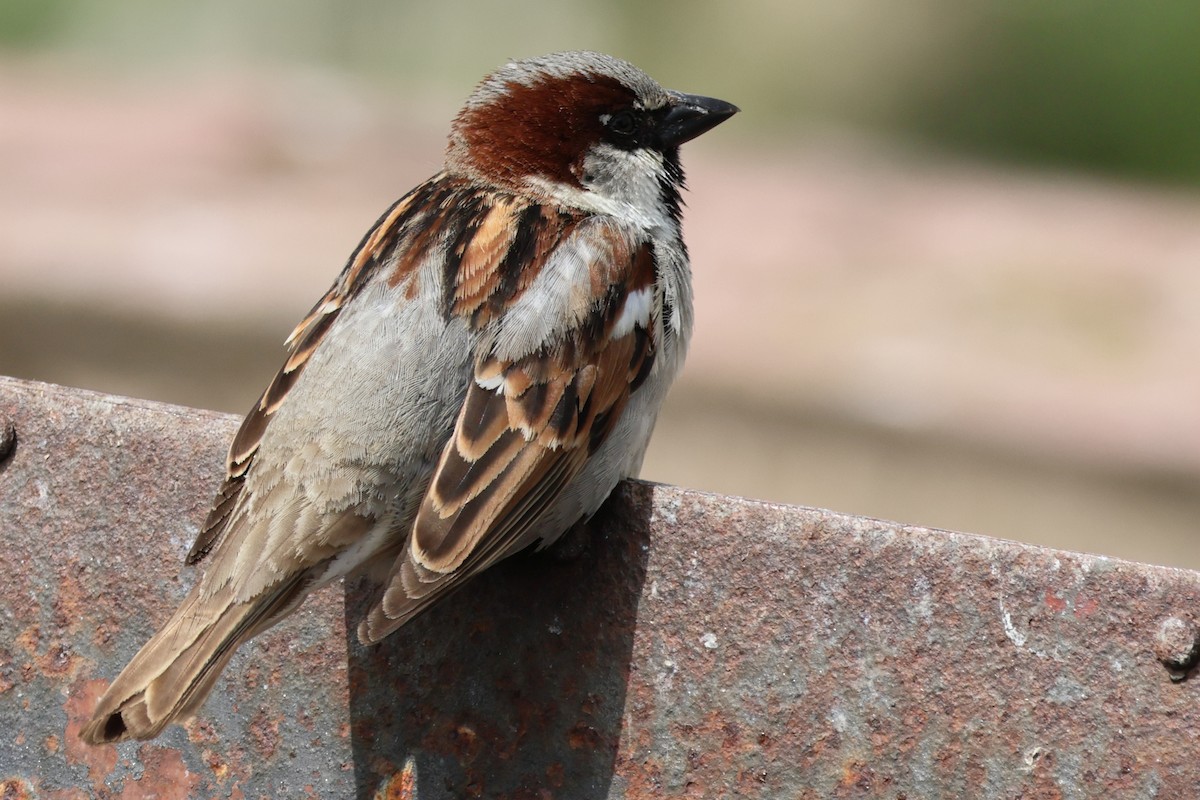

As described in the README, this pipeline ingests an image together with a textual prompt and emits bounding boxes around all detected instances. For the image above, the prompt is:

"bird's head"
[446,51,738,222]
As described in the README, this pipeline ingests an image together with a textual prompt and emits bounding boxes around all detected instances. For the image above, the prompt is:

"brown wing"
[187,174,473,564]
[361,241,658,642]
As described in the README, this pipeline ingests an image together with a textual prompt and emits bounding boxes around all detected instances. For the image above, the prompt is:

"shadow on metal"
[345,489,650,798]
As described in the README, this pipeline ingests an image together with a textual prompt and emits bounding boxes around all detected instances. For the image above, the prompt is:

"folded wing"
[361,235,658,642]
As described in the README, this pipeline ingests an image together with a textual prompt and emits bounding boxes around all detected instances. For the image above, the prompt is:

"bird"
[81,50,737,744]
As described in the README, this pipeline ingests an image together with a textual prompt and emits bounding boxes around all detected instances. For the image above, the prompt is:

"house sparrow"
[81,50,737,744]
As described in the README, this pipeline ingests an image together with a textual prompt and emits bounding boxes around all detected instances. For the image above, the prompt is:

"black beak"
[659,91,740,148]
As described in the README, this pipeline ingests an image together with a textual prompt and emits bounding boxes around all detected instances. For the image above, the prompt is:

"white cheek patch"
[528,144,671,234]
[611,286,653,339]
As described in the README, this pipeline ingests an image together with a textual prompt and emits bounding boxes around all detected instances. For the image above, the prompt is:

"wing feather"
[362,237,659,642]
[188,177,458,564]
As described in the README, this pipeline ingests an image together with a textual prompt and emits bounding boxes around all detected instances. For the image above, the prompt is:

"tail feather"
[81,576,306,744]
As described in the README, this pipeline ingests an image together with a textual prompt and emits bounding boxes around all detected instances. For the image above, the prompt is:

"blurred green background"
[6,0,1200,184]
[1,1,1198,568]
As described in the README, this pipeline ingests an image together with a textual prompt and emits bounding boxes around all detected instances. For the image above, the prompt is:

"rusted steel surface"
[1,374,1199,798]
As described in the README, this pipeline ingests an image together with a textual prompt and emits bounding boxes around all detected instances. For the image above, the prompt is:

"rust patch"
[202,749,229,782]
[544,761,565,789]
[126,746,201,800]
[0,778,36,800]
[249,708,281,760]
[52,557,91,640]
[14,626,39,660]
[61,678,118,792]
[1074,595,1100,617]
[449,722,480,761]
[35,641,80,680]
[566,722,603,750]
[1044,589,1068,613]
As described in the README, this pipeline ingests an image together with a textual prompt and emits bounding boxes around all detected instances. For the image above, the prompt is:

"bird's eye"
[605,110,637,137]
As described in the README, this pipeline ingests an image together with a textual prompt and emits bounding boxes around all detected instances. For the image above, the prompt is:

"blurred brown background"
[2,1,1198,568]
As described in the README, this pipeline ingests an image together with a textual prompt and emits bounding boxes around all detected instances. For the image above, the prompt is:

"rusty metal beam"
[1,374,1198,798]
